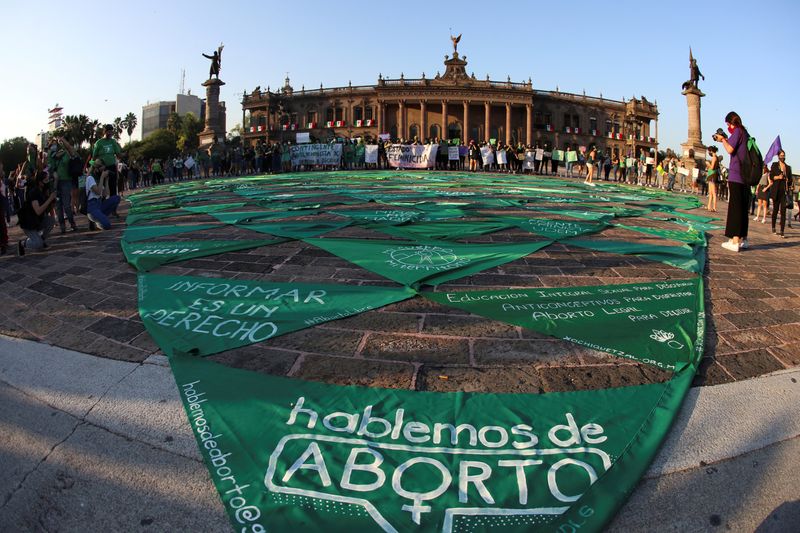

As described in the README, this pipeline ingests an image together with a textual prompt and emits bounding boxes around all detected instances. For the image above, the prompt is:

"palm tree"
[88,119,102,147]
[112,117,124,141]
[121,112,137,144]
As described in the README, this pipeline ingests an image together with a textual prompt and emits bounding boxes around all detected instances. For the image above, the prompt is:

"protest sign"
[365,145,379,164]
[290,144,343,166]
[448,146,460,161]
[386,145,439,169]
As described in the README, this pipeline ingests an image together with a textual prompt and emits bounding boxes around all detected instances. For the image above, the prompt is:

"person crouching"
[86,161,121,230]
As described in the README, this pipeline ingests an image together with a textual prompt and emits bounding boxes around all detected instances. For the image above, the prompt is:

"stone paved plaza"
[1,171,798,393]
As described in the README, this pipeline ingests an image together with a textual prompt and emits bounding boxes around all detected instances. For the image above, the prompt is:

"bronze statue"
[682,48,704,90]
[202,44,224,79]
[450,33,461,55]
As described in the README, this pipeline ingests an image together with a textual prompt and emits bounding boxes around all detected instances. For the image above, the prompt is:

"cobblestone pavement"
[1,172,798,393]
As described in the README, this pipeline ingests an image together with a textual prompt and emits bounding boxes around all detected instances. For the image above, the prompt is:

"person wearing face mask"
[713,111,751,251]
[768,150,792,238]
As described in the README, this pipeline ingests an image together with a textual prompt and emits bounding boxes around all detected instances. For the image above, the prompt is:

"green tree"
[127,129,177,161]
[166,112,183,136]
[0,136,29,172]
[177,112,202,152]
[88,119,102,147]
[121,112,137,144]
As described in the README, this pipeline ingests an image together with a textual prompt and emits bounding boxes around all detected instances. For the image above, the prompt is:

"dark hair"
[724,111,743,128]
[708,146,718,153]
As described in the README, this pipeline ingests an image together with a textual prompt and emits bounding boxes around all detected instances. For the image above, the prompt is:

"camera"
[712,128,728,142]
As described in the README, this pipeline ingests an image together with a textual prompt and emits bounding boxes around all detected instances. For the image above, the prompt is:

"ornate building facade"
[241,39,658,156]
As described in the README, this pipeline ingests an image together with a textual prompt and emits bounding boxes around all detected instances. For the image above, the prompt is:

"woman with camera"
[713,111,750,251]
[768,150,792,237]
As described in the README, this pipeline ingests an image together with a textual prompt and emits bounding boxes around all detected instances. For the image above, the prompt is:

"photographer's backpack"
[740,132,763,186]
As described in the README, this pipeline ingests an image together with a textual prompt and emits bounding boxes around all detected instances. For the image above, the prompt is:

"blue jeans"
[87,196,121,230]
[56,179,75,228]
[23,215,54,250]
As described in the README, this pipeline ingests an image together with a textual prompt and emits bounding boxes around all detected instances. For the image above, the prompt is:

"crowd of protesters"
[2,124,795,257]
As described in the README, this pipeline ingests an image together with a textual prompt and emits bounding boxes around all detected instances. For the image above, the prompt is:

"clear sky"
[2,0,798,161]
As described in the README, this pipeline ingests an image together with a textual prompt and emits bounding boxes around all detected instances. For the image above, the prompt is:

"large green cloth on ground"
[122,239,281,272]
[180,202,249,214]
[138,273,416,357]
[500,217,609,240]
[168,342,700,532]
[328,210,422,225]
[566,239,706,273]
[122,224,221,243]
[426,278,703,370]
[372,220,514,241]
[210,210,320,225]
[238,220,352,239]
[304,238,552,287]
[613,223,707,246]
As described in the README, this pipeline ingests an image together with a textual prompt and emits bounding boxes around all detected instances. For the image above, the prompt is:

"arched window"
[409,123,419,141]
[390,125,398,140]
[429,124,441,140]
[448,122,462,141]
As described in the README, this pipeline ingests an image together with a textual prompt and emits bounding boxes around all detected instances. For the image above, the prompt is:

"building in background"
[141,90,226,140]
[242,38,658,157]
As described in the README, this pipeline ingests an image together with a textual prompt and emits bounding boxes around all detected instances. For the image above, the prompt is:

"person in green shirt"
[51,138,78,233]
[92,124,123,199]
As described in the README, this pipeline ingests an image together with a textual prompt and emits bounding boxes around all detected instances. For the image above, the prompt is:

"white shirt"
[86,175,101,201]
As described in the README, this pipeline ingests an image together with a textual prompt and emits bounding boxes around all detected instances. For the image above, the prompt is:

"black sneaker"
[17,241,25,256]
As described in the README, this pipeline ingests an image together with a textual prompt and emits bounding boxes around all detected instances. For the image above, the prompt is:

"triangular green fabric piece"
[328,209,422,225]
[427,278,704,370]
[524,207,614,222]
[122,224,221,243]
[650,210,719,223]
[181,202,249,214]
[126,211,194,226]
[238,220,352,239]
[372,220,514,241]
[210,210,320,225]
[128,202,177,214]
[138,273,416,356]
[168,346,699,533]
[122,239,281,272]
[566,239,706,273]
[501,217,608,240]
[304,238,552,287]
[613,223,707,246]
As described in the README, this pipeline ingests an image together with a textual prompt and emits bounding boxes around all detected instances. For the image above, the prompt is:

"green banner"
[126,211,193,226]
[328,210,422,225]
[523,208,614,222]
[122,239,281,272]
[613,223,707,246]
[239,220,352,239]
[372,220,514,241]
[426,279,703,370]
[501,218,608,240]
[138,273,416,357]
[566,239,706,274]
[168,347,699,533]
[304,238,552,287]
[181,202,249,214]
[210,210,320,225]
[122,224,221,243]
[128,201,177,214]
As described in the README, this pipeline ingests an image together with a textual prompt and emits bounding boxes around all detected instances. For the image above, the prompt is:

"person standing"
[713,111,750,251]
[769,150,792,238]
[706,146,720,212]
[91,125,122,213]
[754,164,771,224]
[584,146,597,186]
[50,137,79,233]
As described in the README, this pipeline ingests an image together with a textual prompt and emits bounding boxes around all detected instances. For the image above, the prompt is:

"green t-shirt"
[152,162,162,173]
[56,151,71,181]
[92,138,122,166]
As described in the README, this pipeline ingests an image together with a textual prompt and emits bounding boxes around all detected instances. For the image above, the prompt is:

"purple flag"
[763,135,782,167]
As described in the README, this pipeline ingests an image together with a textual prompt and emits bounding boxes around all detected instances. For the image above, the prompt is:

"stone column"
[379,102,386,133]
[463,101,469,143]
[441,101,448,140]
[420,101,427,141]
[526,104,533,145]
[199,78,226,148]
[680,86,706,170]
[484,102,491,143]
[505,103,512,145]
[398,101,405,140]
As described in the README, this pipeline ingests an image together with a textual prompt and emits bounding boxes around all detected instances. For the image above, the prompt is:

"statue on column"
[682,48,704,90]
[202,43,224,79]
